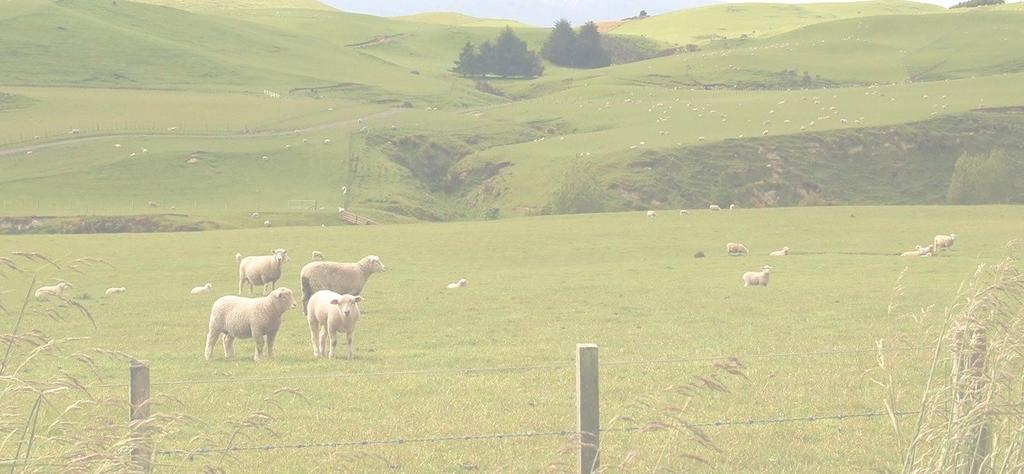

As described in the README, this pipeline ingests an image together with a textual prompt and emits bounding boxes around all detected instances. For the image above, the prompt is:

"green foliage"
[550,158,607,214]
[541,20,611,68]
[452,28,543,78]
[947,150,1023,204]
[950,0,1004,8]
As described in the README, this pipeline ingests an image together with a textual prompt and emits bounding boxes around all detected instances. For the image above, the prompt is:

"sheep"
[35,282,72,299]
[300,255,386,315]
[729,204,737,210]
[306,290,363,360]
[742,266,772,287]
[263,220,272,228]
[311,251,324,261]
[900,249,922,257]
[680,210,689,215]
[447,278,468,289]
[646,210,657,218]
[104,287,126,296]
[191,283,213,295]
[709,204,721,211]
[237,249,290,295]
[769,246,790,257]
[204,287,296,361]
[933,234,958,252]
[726,242,749,256]
[250,212,260,218]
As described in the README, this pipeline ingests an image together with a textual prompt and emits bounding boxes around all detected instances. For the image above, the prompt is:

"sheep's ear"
[353,296,363,303]
[330,298,340,305]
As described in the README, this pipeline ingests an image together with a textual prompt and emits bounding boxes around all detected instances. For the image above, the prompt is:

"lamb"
[769,246,790,257]
[204,287,296,361]
[646,210,657,218]
[237,249,290,295]
[933,234,958,252]
[447,278,468,289]
[191,283,213,295]
[300,255,386,315]
[35,282,72,299]
[742,266,772,287]
[311,251,324,261]
[726,242,750,256]
[306,291,364,360]
[104,287,126,296]
[900,248,923,257]
[709,204,721,211]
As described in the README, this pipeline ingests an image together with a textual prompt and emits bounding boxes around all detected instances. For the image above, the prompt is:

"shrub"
[947,150,1022,204]
[550,158,607,214]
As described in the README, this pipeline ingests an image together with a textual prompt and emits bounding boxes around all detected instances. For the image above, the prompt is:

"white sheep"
[35,282,72,299]
[729,204,737,210]
[742,266,772,287]
[679,210,689,215]
[933,234,957,252]
[237,249,290,295]
[726,242,750,256]
[300,255,386,315]
[769,246,789,257]
[204,287,296,361]
[447,278,468,289]
[709,204,721,211]
[263,220,272,228]
[251,212,260,218]
[191,283,213,295]
[646,210,657,217]
[306,290,364,360]
[311,251,324,261]
[104,287,126,296]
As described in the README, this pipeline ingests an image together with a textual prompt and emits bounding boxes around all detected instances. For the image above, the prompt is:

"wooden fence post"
[129,361,151,473]
[577,344,599,474]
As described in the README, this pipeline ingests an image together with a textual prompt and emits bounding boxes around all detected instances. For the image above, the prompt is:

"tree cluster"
[950,0,1003,8]
[453,27,544,78]
[541,20,611,69]
[947,150,1023,204]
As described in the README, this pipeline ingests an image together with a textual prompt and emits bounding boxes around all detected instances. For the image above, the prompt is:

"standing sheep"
[204,287,296,362]
[35,282,72,299]
[306,290,364,360]
[709,204,722,211]
[769,246,790,257]
[300,255,386,315]
[646,210,657,218]
[726,242,750,256]
[742,266,773,287]
[933,234,958,252]
[238,249,290,296]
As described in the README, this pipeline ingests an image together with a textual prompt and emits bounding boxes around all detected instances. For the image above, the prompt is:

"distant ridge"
[130,0,333,11]
[395,11,531,28]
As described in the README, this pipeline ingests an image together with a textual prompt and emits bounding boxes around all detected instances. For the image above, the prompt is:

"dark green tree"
[452,41,480,76]
[542,19,577,66]
[492,27,544,77]
[573,22,611,68]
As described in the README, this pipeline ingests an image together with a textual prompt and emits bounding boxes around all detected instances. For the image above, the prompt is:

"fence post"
[129,360,151,473]
[576,343,599,474]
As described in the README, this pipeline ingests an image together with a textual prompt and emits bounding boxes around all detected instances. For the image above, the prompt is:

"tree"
[542,19,577,66]
[639,10,649,18]
[947,150,1021,204]
[492,27,544,77]
[551,157,607,214]
[573,21,611,69]
[453,42,480,76]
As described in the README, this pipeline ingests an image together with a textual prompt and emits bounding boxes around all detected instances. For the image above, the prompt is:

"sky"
[321,0,961,26]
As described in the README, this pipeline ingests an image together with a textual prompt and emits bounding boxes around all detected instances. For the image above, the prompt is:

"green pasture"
[2,206,1022,470]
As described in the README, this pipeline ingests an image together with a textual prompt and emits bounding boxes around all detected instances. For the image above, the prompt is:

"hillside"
[395,12,531,28]
[1,0,1023,226]
[129,0,332,10]
[609,0,944,45]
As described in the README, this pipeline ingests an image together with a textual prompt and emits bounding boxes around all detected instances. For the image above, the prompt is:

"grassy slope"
[395,11,532,28]
[2,206,1022,470]
[609,0,944,45]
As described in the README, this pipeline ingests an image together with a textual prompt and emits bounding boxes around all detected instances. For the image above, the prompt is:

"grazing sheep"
[251,212,260,218]
[447,279,468,289]
[679,210,689,215]
[35,282,72,299]
[933,234,958,252]
[306,290,363,360]
[742,266,772,287]
[311,251,324,261]
[300,255,386,315]
[263,220,272,228]
[238,249,290,295]
[769,246,790,257]
[204,288,296,361]
[726,242,750,256]
[147,201,158,207]
[646,210,657,218]
[191,283,213,295]
[729,204,737,210]
[709,204,721,211]
[104,287,126,296]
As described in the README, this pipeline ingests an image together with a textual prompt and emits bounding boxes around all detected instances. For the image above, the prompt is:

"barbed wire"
[91,346,929,389]
[154,409,920,457]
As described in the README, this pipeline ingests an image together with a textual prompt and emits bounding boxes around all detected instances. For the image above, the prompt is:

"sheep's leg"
[223,335,235,359]
[266,331,276,359]
[204,331,219,361]
[327,330,337,359]
[254,333,265,362]
[238,278,244,296]
[318,328,328,358]
[347,332,354,360]
[308,320,321,357]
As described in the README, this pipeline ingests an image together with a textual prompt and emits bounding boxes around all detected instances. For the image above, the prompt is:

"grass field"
[2,206,1022,470]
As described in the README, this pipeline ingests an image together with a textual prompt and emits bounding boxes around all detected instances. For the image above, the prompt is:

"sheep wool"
[205,287,296,361]
[306,290,364,360]
[300,255,386,315]
[238,249,289,295]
